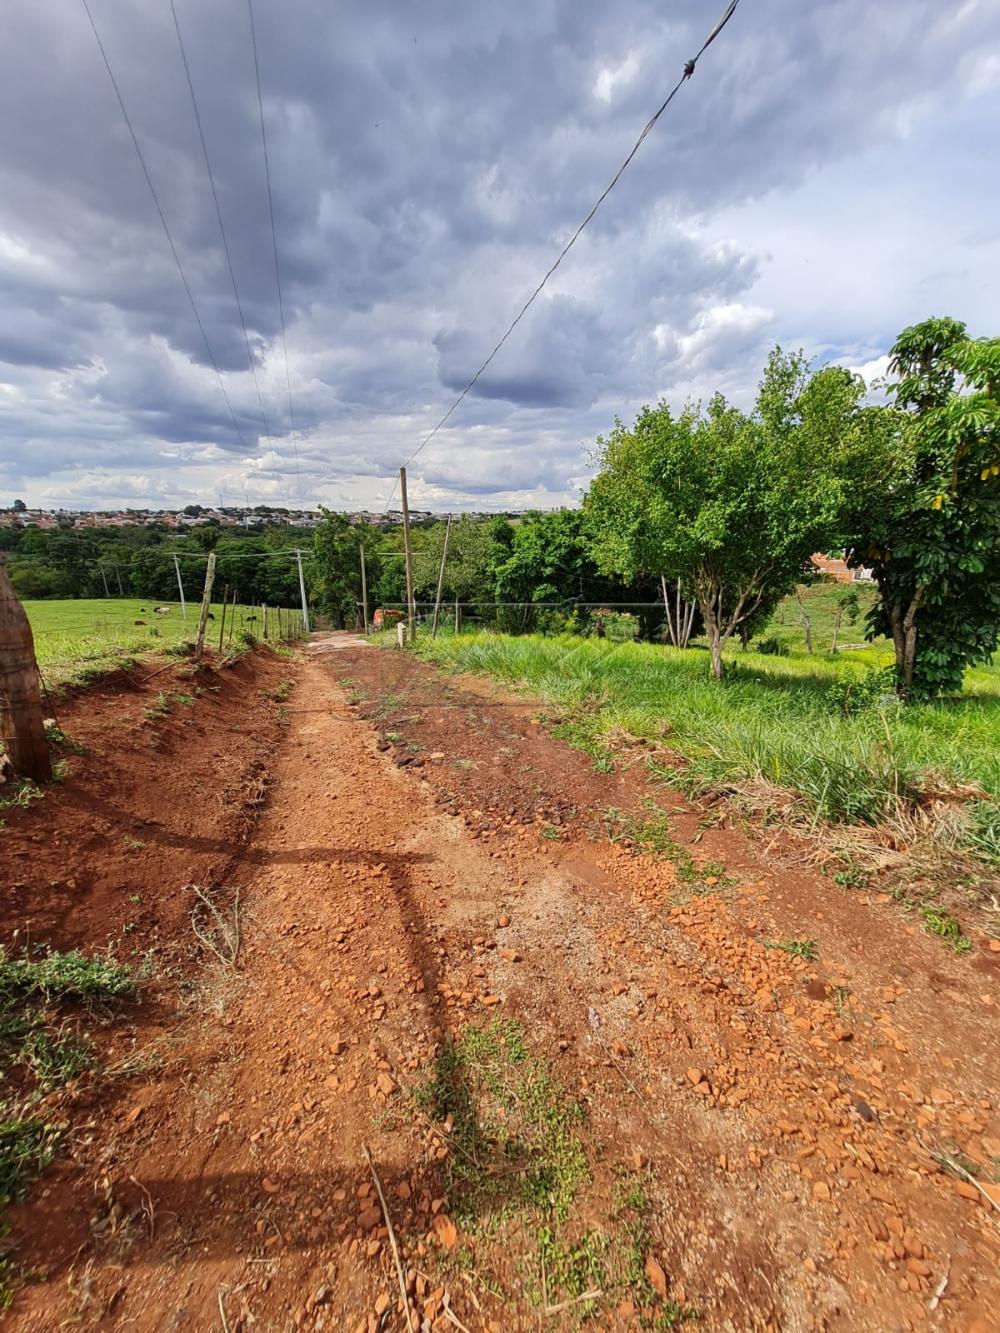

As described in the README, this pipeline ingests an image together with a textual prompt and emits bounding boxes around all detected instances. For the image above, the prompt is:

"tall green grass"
[414,632,1000,833]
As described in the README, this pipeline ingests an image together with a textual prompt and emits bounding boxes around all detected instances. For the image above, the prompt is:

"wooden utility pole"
[399,467,416,644]
[0,562,52,782]
[99,563,110,598]
[295,549,310,633]
[194,552,217,660]
[431,514,452,639]
[173,554,187,619]
[359,544,369,633]
[114,563,124,596]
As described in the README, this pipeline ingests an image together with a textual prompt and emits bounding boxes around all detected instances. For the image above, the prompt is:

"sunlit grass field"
[24,598,297,687]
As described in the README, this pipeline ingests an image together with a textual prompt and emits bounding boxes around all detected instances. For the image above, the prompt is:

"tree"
[588,350,894,678]
[12,499,27,513]
[846,317,1000,697]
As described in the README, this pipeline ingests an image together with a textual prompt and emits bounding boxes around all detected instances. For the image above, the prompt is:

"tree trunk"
[830,608,843,655]
[660,576,677,646]
[701,600,724,679]
[0,563,52,782]
[885,588,923,694]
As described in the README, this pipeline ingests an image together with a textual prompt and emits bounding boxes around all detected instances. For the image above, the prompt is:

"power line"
[79,0,249,452]
[168,0,274,446]
[383,0,742,511]
[247,0,304,507]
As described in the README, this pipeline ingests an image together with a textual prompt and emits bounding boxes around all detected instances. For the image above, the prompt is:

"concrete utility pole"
[431,514,451,640]
[295,549,310,633]
[399,467,416,644]
[194,552,217,660]
[173,554,187,619]
[359,543,369,633]
[99,563,110,599]
[0,562,52,782]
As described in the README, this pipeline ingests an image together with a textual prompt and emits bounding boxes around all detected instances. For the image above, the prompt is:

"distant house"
[811,553,875,584]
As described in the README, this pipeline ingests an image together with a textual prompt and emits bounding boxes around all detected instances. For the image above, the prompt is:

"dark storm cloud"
[0,0,998,508]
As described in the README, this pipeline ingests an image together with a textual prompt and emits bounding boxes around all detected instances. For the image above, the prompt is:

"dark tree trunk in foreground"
[0,562,52,782]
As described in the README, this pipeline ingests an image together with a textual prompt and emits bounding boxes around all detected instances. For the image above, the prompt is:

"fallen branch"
[189,885,241,968]
[544,1289,603,1316]
[363,1143,409,1322]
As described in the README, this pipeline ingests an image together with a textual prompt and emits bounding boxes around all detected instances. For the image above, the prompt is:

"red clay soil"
[2,634,998,1332]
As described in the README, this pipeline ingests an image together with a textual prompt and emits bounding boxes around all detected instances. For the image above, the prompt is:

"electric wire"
[79,0,249,452]
[382,0,742,511]
[247,0,305,506]
[168,0,274,447]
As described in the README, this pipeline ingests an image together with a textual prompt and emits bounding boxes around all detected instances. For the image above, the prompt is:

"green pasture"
[23,598,301,687]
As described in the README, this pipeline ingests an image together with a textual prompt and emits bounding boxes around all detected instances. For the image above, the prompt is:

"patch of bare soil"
[2,634,998,1332]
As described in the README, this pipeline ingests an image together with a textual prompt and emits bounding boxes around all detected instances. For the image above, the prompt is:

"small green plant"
[826,665,899,717]
[170,691,195,707]
[42,722,87,755]
[832,861,867,890]
[0,781,45,815]
[756,635,789,657]
[764,938,819,962]
[264,679,294,703]
[142,692,170,722]
[0,1112,60,1208]
[919,906,972,953]
[541,824,562,840]
[123,836,146,852]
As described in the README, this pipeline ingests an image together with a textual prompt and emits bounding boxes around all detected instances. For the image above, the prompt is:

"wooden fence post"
[431,514,452,639]
[400,467,416,644]
[0,562,52,782]
[194,552,217,660]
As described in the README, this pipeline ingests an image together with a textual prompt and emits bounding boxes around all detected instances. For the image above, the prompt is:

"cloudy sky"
[1,0,998,513]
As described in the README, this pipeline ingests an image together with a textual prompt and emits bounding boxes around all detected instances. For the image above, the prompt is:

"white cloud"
[593,51,640,103]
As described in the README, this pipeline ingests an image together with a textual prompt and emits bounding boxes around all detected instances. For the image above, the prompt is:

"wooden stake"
[263,603,269,641]
[0,562,52,782]
[399,467,416,644]
[228,588,238,649]
[454,595,460,634]
[431,514,452,640]
[173,553,187,619]
[194,552,217,660]
[359,543,369,633]
[218,584,229,651]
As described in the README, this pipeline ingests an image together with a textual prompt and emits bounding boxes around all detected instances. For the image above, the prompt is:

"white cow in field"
[153,606,171,615]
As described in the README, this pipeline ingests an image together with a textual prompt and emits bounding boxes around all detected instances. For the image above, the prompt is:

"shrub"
[756,635,789,657]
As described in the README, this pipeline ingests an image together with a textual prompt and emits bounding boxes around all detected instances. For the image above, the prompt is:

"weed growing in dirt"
[142,692,171,722]
[415,1018,587,1224]
[0,781,45,816]
[606,804,732,896]
[0,1113,60,1209]
[414,1021,694,1323]
[0,949,135,1005]
[919,905,972,953]
[42,722,87,755]
[832,861,868,890]
[764,938,819,962]
[541,824,562,840]
[263,679,294,703]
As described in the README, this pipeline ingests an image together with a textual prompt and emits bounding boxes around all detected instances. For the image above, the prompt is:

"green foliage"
[414,632,1000,840]
[0,948,135,1005]
[592,609,639,643]
[0,1115,59,1208]
[848,318,1000,699]
[826,665,899,716]
[764,938,819,961]
[414,1018,588,1224]
[919,905,972,953]
[755,635,789,657]
[587,350,897,678]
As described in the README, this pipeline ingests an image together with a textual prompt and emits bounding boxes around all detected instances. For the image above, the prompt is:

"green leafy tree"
[588,350,894,678]
[847,317,1000,697]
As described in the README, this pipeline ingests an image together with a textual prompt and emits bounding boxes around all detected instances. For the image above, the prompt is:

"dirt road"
[4,635,999,1331]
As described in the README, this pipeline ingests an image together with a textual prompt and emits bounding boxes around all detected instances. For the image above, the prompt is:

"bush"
[827,666,900,717]
[591,609,638,643]
[756,635,790,657]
